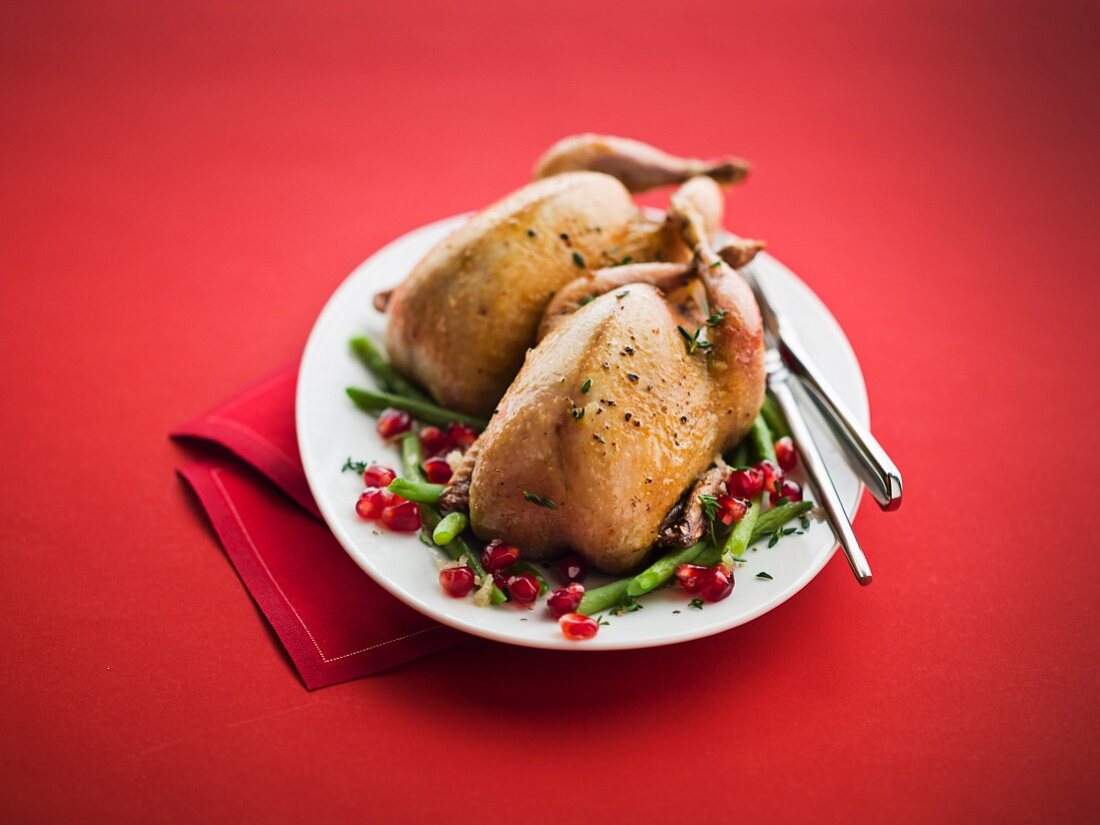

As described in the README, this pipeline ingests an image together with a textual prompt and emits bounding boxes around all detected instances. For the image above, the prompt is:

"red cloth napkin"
[172,366,465,688]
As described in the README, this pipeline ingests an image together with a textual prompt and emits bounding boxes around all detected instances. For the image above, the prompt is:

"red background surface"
[2,1,1098,821]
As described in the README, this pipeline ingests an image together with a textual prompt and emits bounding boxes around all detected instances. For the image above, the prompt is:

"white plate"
[297,213,868,650]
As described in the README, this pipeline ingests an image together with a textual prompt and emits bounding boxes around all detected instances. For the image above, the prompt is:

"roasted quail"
[381,135,749,417]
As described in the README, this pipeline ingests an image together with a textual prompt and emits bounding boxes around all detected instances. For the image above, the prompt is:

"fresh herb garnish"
[613,598,644,616]
[572,251,586,268]
[615,290,630,299]
[594,613,611,627]
[523,491,558,509]
[705,310,729,327]
[756,571,774,580]
[688,598,705,610]
[626,373,639,382]
[699,494,719,522]
[800,516,811,530]
[571,406,585,421]
[610,255,634,267]
[677,325,713,355]
[766,526,801,548]
[341,458,369,474]
[581,378,592,393]
[579,295,595,307]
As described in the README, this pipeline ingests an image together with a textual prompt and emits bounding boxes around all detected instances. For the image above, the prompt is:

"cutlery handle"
[768,376,873,585]
[779,333,903,511]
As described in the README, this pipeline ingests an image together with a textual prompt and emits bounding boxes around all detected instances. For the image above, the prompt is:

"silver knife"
[743,264,903,511]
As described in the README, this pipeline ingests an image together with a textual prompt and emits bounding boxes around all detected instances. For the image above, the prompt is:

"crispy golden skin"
[384,172,682,417]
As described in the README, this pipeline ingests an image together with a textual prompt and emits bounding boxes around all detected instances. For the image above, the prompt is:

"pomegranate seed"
[506,572,540,605]
[376,407,413,441]
[700,563,734,603]
[447,422,478,452]
[715,493,749,526]
[439,566,475,597]
[491,569,510,590]
[422,456,453,484]
[728,466,764,499]
[755,460,784,496]
[380,498,420,532]
[419,425,450,456]
[559,613,599,641]
[772,479,803,504]
[556,554,589,583]
[355,487,392,520]
[481,539,521,572]
[363,463,396,488]
[675,563,709,593]
[547,583,585,618]
[775,437,799,471]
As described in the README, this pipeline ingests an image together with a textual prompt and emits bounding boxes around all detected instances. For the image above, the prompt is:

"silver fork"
[763,345,873,584]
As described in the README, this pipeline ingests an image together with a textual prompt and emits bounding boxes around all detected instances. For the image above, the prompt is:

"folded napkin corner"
[173,367,465,687]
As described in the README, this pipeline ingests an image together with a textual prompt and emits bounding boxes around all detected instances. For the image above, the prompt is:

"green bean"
[626,541,707,597]
[577,579,632,615]
[399,431,425,480]
[387,477,444,504]
[760,393,791,440]
[511,562,549,595]
[415,484,442,556]
[474,554,510,605]
[432,511,468,545]
[350,335,430,401]
[721,497,761,564]
[725,437,748,468]
[418,503,442,534]
[749,414,776,464]
[694,500,811,565]
[467,544,508,604]
[347,386,488,430]
[420,506,506,604]
[751,500,814,540]
[693,543,720,567]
